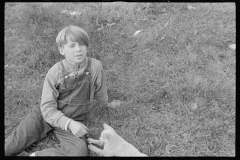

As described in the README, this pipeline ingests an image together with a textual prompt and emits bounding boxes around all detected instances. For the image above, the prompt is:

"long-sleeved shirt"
[40,57,108,130]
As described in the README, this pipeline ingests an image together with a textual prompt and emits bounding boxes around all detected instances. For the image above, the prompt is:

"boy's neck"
[63,57,87,72]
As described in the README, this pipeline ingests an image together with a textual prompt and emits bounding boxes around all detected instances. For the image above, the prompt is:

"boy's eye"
[70,44,75,47]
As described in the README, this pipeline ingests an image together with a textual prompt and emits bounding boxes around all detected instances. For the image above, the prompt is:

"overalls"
[5,58,92,156]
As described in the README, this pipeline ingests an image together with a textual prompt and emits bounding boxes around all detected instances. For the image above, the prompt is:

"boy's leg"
[34,127,88,156]
[5,105,52,156]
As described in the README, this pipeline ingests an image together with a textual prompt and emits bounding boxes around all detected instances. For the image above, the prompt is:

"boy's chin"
[76,56,85,61]
[74,57,86,64]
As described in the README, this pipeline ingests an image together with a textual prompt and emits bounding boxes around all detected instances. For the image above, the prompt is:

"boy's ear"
[58,47,64,56]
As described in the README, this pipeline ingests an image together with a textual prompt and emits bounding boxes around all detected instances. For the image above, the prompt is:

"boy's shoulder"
[46,61,63,78]
[90,58,103,70]
[46,58,102,77]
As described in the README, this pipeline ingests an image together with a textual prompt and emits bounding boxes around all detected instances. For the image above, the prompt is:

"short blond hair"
[56,25,89,48]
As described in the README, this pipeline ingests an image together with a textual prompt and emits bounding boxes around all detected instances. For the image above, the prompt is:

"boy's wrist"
[99,102,109,108]
[65,119,72,131]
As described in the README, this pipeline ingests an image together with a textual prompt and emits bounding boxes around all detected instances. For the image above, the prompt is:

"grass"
[5,2,235,156]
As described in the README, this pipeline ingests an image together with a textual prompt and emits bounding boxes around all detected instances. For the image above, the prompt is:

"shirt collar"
[62,57,87,72]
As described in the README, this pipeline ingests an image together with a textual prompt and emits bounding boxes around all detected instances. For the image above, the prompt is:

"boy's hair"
[56,25,89,48]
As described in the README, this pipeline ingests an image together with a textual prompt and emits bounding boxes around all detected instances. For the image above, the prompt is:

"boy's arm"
[93,61,109,107]
[40,70,71,130]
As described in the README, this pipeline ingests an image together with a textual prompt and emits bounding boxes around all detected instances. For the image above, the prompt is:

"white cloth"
[29,152,35,156]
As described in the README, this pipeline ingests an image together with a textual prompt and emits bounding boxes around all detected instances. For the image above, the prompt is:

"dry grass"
[5,2,235,156]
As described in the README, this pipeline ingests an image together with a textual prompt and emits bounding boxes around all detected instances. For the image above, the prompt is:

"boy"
[5,25,114,156]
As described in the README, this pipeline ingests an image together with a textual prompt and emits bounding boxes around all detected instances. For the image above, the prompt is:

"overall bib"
[5,58,92,156]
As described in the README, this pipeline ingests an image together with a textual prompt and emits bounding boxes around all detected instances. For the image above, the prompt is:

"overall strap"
[85,57,91,100]
[85,57,91,74]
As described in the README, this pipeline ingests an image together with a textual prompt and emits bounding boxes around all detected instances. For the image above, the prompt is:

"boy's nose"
[75,44,82,51]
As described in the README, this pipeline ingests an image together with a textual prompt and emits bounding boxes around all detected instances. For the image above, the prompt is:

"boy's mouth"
[76,55,83,58]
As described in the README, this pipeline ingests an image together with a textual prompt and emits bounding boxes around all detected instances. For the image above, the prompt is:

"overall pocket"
[58,76,78,98]
[61,103,79,118]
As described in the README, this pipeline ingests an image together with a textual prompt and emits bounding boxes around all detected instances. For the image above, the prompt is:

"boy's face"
[59,38,87,66]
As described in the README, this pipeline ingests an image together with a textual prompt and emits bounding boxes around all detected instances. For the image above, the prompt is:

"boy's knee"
[76,141,88,156]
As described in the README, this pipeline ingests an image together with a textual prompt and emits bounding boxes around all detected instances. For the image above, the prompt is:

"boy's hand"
[108,100,121,109]
[68,120,89,137]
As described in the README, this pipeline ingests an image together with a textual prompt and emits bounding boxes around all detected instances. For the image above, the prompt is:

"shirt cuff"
[59,116,70,130]
[97,97,108,107]
[65,119,72,131]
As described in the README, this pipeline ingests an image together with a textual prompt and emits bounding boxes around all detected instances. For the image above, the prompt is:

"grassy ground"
[5,2,235,156]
